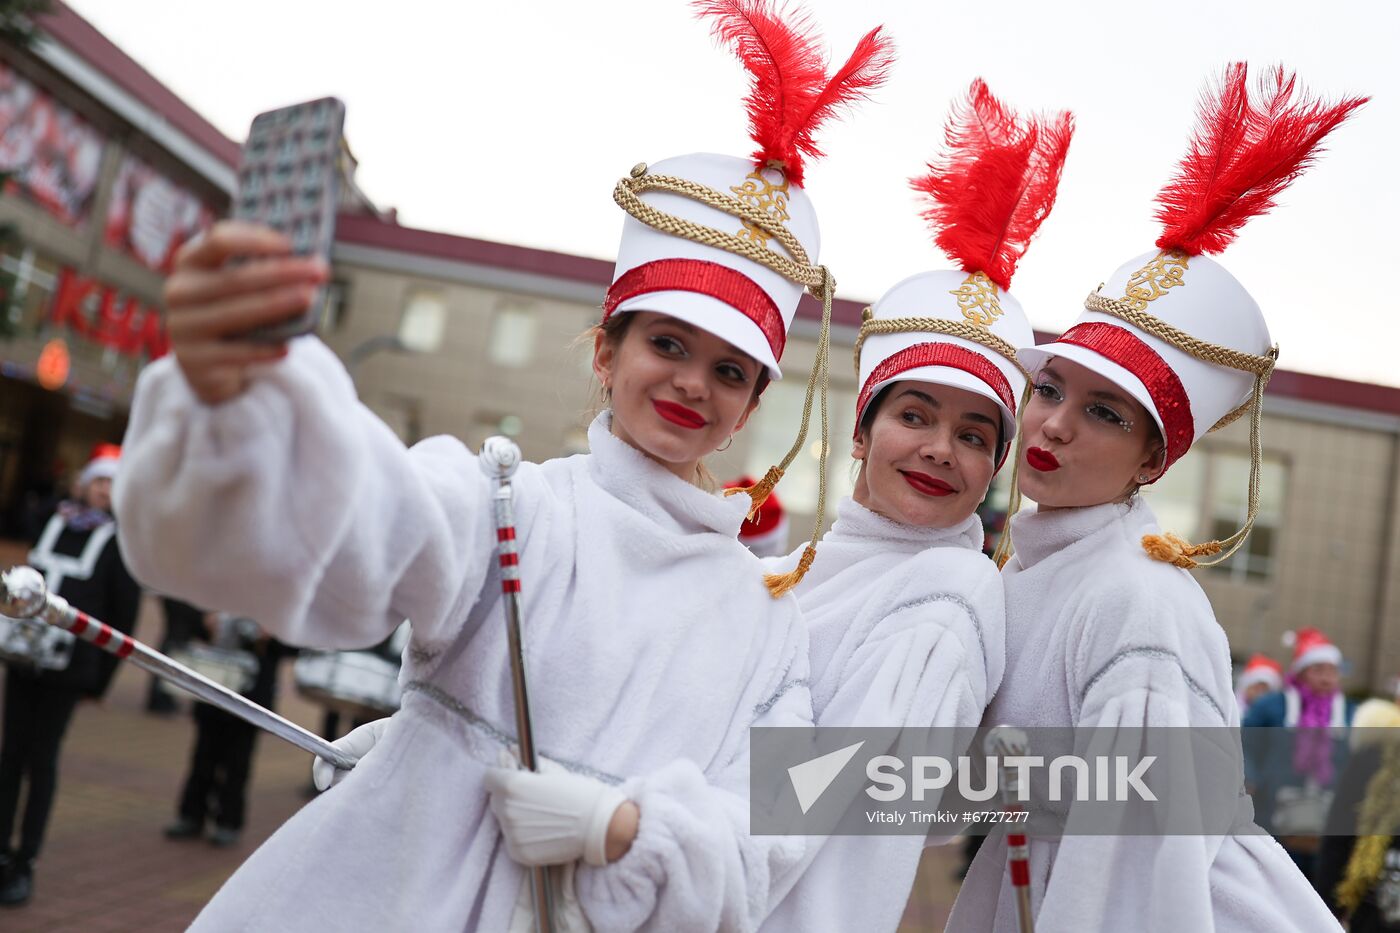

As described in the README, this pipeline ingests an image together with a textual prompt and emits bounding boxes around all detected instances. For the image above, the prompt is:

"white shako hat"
[605,0,893,382]
[1019,64,1366,568]
[856,79,1071,470]
[608,154,818,379]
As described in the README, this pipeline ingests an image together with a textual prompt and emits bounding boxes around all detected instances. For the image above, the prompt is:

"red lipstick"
[901,471,956,497]
[652,399,707,430]
[1026,447,1060,472]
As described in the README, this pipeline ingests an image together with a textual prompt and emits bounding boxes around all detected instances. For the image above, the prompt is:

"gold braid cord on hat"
[613,165,834,598]
[852,315,1029,380]
[1082,283,1279,570]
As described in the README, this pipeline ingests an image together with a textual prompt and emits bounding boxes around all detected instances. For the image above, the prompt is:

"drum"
[0,615,75,671]
[168,643,259,694]
[294,650,402,720]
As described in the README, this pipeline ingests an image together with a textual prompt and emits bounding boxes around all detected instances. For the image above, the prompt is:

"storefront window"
[489,300,536,368]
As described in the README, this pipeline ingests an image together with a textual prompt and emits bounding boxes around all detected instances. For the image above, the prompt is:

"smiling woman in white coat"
[757,80,1073,933]
[110,3,896,929]
[945,63,1367,933]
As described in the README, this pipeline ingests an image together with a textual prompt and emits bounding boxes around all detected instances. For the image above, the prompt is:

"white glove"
[484,751,629,868]
[311,717,391,792]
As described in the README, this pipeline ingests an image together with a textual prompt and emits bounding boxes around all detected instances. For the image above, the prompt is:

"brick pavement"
[1,547,967,931]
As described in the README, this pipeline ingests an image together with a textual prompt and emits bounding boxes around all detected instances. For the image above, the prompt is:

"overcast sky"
[66,0,1399,388]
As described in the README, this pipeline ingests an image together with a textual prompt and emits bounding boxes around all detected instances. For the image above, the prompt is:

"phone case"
[232,97,346,340]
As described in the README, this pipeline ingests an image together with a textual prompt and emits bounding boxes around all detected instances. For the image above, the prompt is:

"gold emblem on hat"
[949,271,1003,328]
[1121,249,1190,311]
[730,171,791,249]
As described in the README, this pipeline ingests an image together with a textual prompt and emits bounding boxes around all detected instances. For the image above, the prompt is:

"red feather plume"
[1155,64,1368,256]
[694,0,894,186]
[911,79,1074,291]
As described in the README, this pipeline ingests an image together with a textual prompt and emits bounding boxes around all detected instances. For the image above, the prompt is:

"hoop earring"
[717,436,734,452]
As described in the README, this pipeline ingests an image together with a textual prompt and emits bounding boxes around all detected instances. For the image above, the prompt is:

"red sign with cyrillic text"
[46,267,168,360]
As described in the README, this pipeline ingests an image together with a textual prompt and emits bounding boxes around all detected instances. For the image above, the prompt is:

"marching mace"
[479,436,555,933]
[985,725,1035,933]
[0,565,357,771]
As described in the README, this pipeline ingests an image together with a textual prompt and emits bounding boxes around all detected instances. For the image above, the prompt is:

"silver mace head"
[1,566,48,619]
[479,435,522,480]
[984,725,1030,759]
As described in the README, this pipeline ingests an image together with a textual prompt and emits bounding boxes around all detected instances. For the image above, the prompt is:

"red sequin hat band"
[603,258,785,362]
[855,342,1017,467]
[1055,321,1194,468]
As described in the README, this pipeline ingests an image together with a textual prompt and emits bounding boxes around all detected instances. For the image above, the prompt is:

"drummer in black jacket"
[0,445,141,907]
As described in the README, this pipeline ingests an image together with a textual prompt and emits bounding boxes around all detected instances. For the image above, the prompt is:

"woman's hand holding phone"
[163,220,328,405]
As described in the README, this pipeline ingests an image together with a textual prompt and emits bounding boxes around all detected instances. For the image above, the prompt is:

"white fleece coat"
[945,498,1341,933]
[760,498,1006,933]
[113,338,812,932]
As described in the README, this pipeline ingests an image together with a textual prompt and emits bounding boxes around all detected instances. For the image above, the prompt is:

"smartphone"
[231,97,346,341]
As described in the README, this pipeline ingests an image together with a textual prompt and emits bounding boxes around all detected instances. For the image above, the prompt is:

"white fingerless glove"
[311,717,390,791]
[484,756,628,867]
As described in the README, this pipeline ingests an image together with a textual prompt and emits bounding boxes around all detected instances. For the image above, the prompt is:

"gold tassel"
[723,465,784,521]
[991,382,1034,569]
[1140,532,1223,569]
[1138,362,1273,571]
[745,267,835,599]
[764,544,817,598]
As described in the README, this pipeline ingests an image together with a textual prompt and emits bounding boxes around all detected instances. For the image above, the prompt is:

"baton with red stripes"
[985,725,1035,933]
[479,436,554,933]
[0,565,357,770]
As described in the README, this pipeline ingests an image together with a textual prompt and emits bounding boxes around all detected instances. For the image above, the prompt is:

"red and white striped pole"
[0,565,357,770]
[479,436,554,933]
[986,725,1035,933]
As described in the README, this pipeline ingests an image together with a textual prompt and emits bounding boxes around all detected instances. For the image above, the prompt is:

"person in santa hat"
[754,79,1069,933]
[112,2,892,929]
[946,64,1366,933]
[1243,628,1357,884]
[0,444,141,907]
[1237,652,1285,715]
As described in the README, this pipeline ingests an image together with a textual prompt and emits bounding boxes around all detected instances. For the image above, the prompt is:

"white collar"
[822,496,984,555]
[1008,496,1156,571]
[585,411,749,537]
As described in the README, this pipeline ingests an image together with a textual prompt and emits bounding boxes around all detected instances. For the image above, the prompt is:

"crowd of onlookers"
[1237,635,1400,930]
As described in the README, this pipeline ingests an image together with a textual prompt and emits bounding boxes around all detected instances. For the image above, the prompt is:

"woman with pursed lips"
[758,80,1068,933]
[945,64,1364,933]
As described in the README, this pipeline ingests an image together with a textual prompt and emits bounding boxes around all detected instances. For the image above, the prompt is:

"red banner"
[103,155,214,272]
[0,63,105,226]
